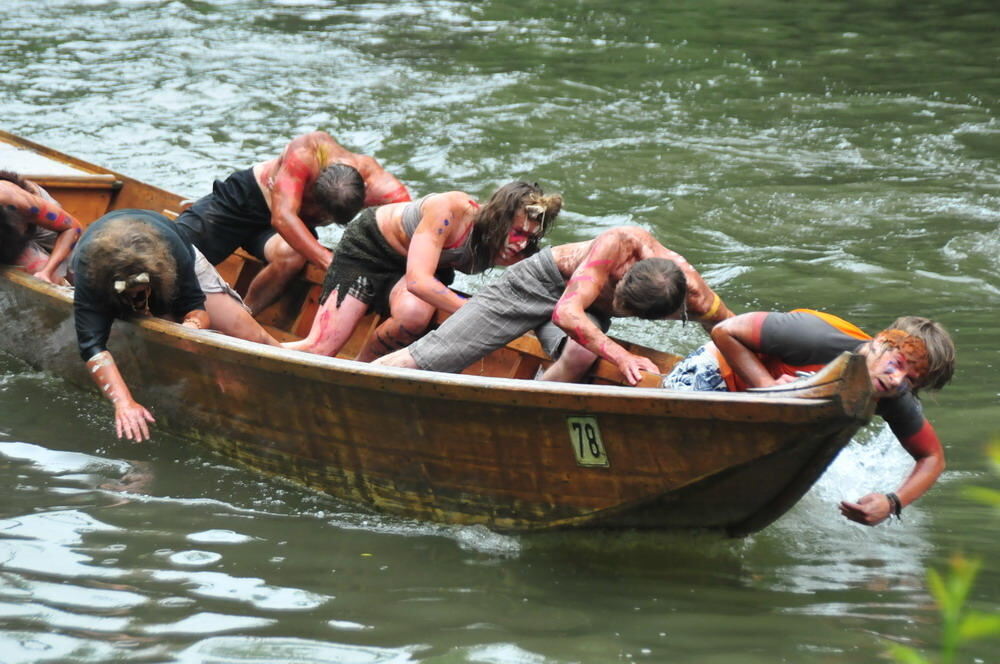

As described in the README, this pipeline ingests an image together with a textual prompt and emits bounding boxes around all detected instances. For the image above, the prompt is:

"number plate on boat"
[567,416,609,467]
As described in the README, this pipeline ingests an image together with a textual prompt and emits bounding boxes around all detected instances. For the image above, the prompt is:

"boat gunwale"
[2,267,853,415]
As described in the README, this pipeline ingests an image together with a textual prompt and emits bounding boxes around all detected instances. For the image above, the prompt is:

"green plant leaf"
[884,642,932,664]
[927,567,953,615]
[958,612,1000,640]
[961,486,1000,508]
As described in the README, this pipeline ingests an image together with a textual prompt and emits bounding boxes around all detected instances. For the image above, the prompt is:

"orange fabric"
[712,310,871,391]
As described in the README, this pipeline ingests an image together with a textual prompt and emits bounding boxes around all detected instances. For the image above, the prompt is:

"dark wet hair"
[0,171,35,264]
[80,214,178,310]
[0,169,31,190]
[312,164,366,225]
[470,181,562,272]
[887,315,955,392]
[615,258,687,320]
[0,205,33,264]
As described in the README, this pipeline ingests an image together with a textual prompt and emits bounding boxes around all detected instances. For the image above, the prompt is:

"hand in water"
[115,400,155,442]
[839,493,892,526]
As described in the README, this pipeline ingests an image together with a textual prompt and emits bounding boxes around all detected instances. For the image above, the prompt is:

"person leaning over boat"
[661,310,955,526]
[174,131,411,314]
[0,169,83,283]
[284,181,563,361]
[72,209,279,442]
[374,225,734,385]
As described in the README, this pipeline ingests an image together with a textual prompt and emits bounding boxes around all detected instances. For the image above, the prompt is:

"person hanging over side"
[72,209,279,442]
[374,225,734,385]
[0,169,83,283]
[174,131,412,313]
[661,309,956,526]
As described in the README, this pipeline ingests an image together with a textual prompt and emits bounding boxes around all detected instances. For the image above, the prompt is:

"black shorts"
[174,168,316,264]
[320,209,454,316]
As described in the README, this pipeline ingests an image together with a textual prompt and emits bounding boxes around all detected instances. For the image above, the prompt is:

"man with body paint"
[0,170,83,283]
[285,181,563,361]
[662,310,955,526]
[174,131,411,313]
[73,209,279,442]
[374,225,734,385]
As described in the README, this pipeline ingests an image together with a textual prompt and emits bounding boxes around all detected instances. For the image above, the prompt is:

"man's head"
[613,258,687,320]
[310,164,366,226]
[864,316,955,396]
[472,181,562,270]
[81,215,178,314]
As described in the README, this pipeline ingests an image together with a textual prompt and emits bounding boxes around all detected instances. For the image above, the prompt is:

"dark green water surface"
[1,1,998,662]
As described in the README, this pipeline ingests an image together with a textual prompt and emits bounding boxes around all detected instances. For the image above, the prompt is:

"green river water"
[1,1,998,662]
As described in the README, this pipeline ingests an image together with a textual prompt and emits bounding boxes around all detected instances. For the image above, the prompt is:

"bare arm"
[86,351,155,442]
[645,241,734,332]
[404,193,469,313]
[839,419,945,526]
[269,135,334,271]
[353,155,411,207]
[1,186,82,283]
[180,309,211,330]
[709,312,776,387]
[552,231,658,385]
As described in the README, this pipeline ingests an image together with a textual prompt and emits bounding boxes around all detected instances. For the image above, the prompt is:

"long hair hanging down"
[81,215,179,309]
[469,181,563,272]
[0,170,35,264]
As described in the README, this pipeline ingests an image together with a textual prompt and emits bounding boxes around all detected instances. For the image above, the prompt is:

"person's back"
[375,225,733,386]
[174,130,410,313]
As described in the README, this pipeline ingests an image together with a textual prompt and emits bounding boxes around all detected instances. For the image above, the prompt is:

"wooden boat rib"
[0,130,875,536]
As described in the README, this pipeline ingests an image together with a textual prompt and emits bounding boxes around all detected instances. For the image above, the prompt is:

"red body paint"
[901,419,941,459]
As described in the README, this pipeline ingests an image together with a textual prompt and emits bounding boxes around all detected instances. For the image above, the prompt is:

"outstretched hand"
[839,493,892,526]
[114,400,156,442]
[616,353,660,386]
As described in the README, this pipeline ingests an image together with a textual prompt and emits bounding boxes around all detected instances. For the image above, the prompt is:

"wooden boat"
[0,130,876,536]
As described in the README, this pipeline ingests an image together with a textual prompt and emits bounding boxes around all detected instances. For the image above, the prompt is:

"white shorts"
[192,247,250,312]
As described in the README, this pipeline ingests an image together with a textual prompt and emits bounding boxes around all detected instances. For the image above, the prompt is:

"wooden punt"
[0,130,876,536]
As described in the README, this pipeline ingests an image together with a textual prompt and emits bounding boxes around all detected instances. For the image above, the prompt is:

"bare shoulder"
[588,226,653,261]
[425,191,471,210]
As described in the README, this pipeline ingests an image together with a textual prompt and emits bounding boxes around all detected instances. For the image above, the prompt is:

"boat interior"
[3,134,678,388]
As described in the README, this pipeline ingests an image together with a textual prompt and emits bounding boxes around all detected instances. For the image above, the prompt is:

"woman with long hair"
[284,181,562,361]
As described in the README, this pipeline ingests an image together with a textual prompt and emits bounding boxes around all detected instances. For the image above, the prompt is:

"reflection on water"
[0,429,948,662]
[3,0,999,661]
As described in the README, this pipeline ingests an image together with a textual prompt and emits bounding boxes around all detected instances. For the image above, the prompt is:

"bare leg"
[282,290,369,356]
[372,348,419,369]
[539,338,598,383]
[203,292,280,346]
[243,235,307,314]
[16,243,49,273]
[355,279,435,362]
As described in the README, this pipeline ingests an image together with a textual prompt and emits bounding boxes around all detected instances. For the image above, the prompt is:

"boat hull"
[0,267,872,534]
